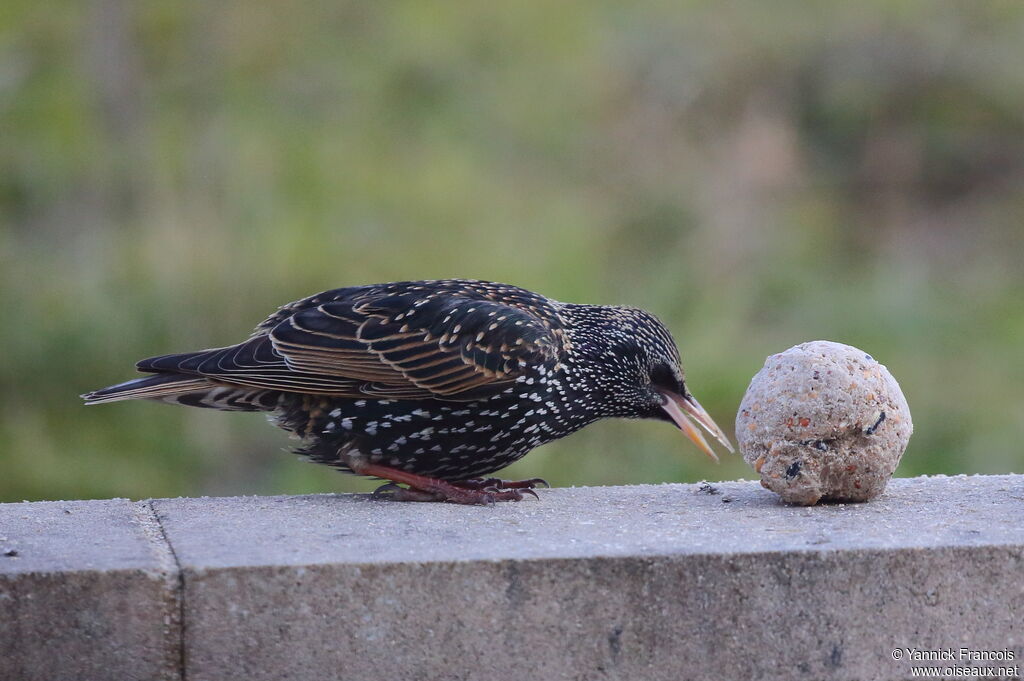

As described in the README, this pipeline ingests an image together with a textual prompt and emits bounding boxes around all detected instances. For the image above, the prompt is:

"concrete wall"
[2,475,1022,680]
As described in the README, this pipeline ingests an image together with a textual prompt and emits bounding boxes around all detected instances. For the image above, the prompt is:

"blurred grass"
[2,0,1023,501]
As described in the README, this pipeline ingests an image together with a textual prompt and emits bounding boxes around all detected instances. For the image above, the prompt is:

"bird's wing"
[138,281,569,400]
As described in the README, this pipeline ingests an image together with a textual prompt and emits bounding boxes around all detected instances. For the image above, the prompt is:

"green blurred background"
[2,1,1023,502]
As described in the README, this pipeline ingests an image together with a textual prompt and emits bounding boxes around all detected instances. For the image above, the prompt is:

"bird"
[82,279,733,504]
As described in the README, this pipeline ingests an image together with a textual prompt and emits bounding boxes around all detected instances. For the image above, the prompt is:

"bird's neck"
[558,304,635,360]
[556,303,649,417]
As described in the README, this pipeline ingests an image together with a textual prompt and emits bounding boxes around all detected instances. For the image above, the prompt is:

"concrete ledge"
[0,499,180,681]
[3,475,1023,680]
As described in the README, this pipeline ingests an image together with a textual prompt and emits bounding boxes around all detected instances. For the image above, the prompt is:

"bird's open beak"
[657,389,735,462]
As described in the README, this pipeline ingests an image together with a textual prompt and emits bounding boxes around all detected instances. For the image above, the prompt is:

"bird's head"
[566,305,734,460]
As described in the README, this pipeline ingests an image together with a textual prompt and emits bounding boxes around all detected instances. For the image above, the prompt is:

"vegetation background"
[3,1,1022,502]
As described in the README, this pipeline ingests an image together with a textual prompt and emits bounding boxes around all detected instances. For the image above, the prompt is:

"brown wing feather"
[139,280,569,400]
[268,286,568,396]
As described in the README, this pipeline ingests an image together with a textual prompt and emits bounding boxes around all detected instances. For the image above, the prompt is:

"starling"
[83,279,733,504]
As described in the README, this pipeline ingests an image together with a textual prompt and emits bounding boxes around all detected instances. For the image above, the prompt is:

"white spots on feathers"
[286,295,687,481]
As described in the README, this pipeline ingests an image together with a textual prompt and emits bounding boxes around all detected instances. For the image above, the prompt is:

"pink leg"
[353,462,536,505]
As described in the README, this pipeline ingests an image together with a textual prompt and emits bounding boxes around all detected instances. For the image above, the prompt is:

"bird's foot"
[356,463,536,505]
[372,483,445,503]
[372,482,529,504]
[453,477,549,492]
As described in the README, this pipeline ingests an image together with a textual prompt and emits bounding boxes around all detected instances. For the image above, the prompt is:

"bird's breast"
[278,371,600,480]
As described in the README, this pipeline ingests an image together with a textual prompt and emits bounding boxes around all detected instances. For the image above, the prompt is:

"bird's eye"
[649,364,679,393]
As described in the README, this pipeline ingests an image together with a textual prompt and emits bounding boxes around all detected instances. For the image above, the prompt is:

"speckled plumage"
[83,279,731,503]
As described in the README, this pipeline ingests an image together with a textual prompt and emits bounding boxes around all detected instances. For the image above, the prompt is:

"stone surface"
[737,340,913,504]
[0,499,181,681]
[2,476,1021,681]
[152,474,1024,681]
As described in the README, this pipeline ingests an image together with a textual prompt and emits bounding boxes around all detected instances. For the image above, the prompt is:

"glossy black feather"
[83,279,688,481]
[131,280,567,400]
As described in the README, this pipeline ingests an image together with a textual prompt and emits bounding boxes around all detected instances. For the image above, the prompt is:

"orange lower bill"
[657,390,735,461]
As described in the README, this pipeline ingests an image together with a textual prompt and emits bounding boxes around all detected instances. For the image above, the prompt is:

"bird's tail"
[81,373,209,404]
[81,373,279,411]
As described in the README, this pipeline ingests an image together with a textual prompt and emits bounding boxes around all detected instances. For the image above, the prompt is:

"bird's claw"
[482,485,539,500]
[372,482,402,498]
[456,477,550,491]
[371,480,534,505]
[517,477,551,489]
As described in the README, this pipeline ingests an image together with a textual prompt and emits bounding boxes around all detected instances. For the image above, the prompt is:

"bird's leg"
[371,482,446,503]
[453,477,550,491]
[353,462,533,505]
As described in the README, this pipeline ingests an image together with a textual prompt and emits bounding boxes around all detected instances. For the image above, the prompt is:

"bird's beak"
[657,389,735,462]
